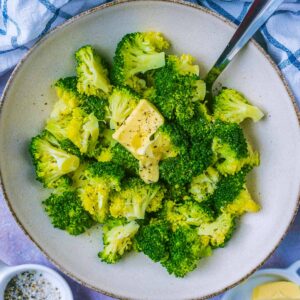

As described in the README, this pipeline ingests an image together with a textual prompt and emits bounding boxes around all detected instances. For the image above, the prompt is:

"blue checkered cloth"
[0,0,299,105]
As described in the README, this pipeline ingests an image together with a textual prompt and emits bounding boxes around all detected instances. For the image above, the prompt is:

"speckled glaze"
[0,1,299,300]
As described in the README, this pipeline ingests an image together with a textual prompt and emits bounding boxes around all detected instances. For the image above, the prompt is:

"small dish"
[0,260,73,300]
[223,260,300,300]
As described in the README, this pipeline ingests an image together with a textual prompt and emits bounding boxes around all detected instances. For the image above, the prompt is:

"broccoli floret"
[73,162,124,223]
[111,32,169,93]
[178,105,213,140]
[43,189,94,235]
[150,54,206,122]
[197,212,236,248]
[164,184,191,202]
[92,129,117,162]
[108,87,139,129]
[162,200,214,229]
[212,120,259,175]
[51,77,79,119]
[109,177,165,220]
[29,131,80,188]
[214,88,264,124]
[169,54,200,76]
[79,95,108,122]
[159,137,213,185]
[134,219,171,262]
[75,45,112,98]
[150,123,188,159]
[159,154,193,186]
[190,167,220,203]
[99,218,139,264]
[52,76,108,121]
[111,143,139,175]
[162,226,211,277]
[213,121,248,158]
[206,167,249,214]
[58,138,82,157]
[46,107,99,155]
[224,186,260,216]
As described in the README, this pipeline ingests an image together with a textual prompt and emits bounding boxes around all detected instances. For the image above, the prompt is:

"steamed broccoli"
[109,177,165,220]
[52,76,108,121]
[206,167,249,214]
[108,87,139,129]
[111,143,139,175]
[162,200,214,229]
[75,45,112,98]
[162,226,211,277]
[212,121,259,175]
[214,88,264,124]
[43,189,94,235]
[51,77,80,118]
[73,162,124,223]
[159,137,213,186]
[29,131,80,188]
[134,219,171,262]
[46,107,99,155]
[197,212,236,248]
[111,32,169,92]
[148,123,188,159]
[190,167,220,203]
[149,54,206,122]
[99,218,139,264]
[224,186,260,216]
[178,104,213,140]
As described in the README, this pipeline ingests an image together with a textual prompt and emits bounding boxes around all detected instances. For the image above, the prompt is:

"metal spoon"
[205,0,285,100]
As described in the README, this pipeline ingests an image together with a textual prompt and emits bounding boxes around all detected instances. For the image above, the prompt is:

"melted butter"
[113,99,164,183]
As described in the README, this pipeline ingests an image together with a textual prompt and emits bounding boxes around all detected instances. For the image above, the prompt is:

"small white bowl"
[223,260,300,300]
[0,260,73,300]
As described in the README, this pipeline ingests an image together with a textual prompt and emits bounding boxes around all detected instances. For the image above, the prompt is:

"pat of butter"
[112,99,165,183]
[112,99,164,156]
[252,281,300,300]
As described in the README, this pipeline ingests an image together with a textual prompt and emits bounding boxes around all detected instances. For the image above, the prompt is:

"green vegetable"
[159,137,213,185]
[46,107,99,155]
[75,45,112,98]
[162,200,214,229]
[162,226,211,277]
[111,32,169,93]
[190,167,220,203]
[214,88,264,124]
[108,87,139,129]
[29,131,80,188]
[135,220,171,262]
[110,177,165,220]
[149,54,206,123]
[43,189,94,235]
[99,218,139,263]
[197,212,236,248]
[73,162,124,223]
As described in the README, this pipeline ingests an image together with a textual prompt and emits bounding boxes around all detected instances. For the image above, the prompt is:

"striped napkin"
[0,0,299,105]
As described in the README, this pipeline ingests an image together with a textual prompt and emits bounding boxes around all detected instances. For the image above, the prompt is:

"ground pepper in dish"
[4,270,62,300]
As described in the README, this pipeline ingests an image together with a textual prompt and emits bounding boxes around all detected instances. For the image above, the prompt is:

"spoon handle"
[206,0,284,88]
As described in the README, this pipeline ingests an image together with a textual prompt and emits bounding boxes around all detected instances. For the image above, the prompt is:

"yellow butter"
[113,99,164,155]
[113,99,164,183]
[252,281,300,300]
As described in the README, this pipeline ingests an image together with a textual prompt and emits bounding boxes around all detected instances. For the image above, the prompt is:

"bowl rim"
[0,0,299,299]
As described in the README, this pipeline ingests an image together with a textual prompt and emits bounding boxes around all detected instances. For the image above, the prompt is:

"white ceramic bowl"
[0,1,299,299]
[0,260,73,300]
